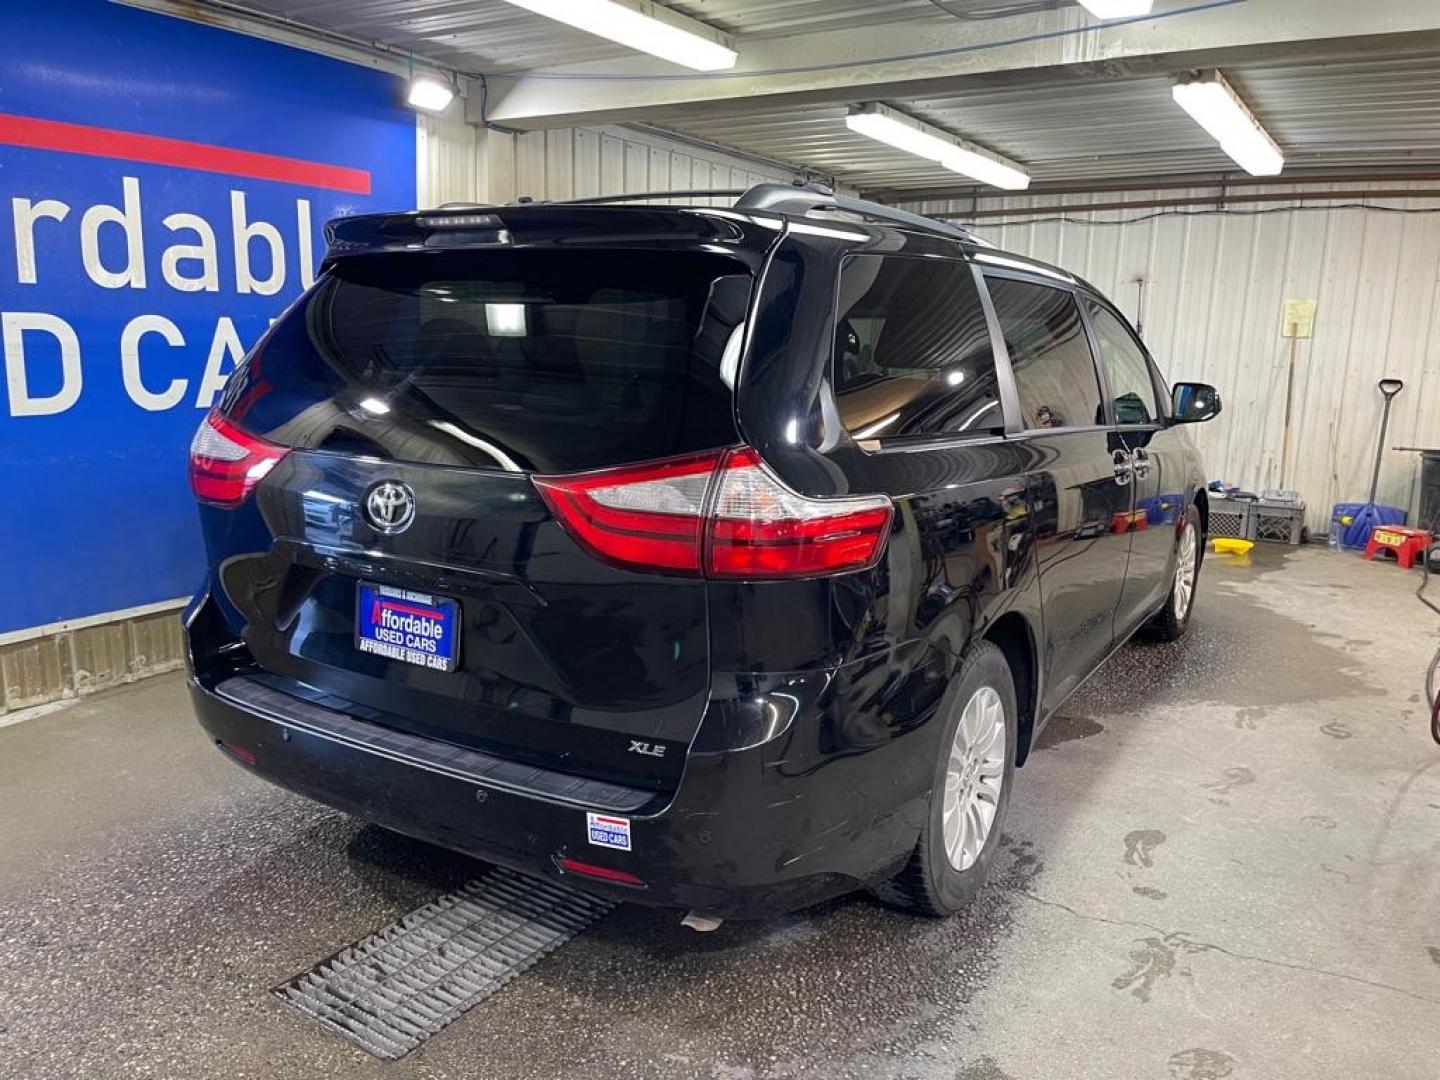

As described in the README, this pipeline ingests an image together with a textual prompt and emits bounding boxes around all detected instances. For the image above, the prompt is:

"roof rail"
[734,182,979,243]
[554,189,748,205]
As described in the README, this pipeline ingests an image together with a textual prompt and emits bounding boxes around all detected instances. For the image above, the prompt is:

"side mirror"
[1171,382,1221,424]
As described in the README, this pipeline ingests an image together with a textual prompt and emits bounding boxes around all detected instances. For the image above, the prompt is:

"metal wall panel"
[0,605,186,716]
[421,119,798,209]
[903,186,1440,535]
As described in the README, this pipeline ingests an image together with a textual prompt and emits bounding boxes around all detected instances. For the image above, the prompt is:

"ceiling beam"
[477,0,1440,129]
[863,168,1440,204]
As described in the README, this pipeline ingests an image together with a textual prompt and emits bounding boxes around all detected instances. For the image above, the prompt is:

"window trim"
[1077,292,1169,429]
[830,251,1014,451]
[978,269,1110,437]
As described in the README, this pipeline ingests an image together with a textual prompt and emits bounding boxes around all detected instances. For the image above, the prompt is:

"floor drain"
[275,866,613,1059]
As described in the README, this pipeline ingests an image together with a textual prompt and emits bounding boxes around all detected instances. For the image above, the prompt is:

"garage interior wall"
[899,185,1440,536]
[418,111,800,210]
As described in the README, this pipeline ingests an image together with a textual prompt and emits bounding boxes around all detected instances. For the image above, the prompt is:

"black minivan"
[184,184,1220,920]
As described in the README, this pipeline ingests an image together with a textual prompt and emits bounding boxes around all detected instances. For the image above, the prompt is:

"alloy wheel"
[1173,521,1198,621]
[941,686,1007,871]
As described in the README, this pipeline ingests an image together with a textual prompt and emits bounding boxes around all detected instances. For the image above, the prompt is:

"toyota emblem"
[363,481,416,534]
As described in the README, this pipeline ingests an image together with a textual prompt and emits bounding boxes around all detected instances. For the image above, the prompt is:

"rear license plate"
[355,582,459,672]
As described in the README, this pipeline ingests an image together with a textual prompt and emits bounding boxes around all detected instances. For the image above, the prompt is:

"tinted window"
[1085,301,1160,425]
[986,278,1102,430]
[833,255,1002,440]
[220,250,751,473]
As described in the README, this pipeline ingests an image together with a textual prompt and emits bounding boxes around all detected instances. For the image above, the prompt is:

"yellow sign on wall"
[1282,298,1317,338]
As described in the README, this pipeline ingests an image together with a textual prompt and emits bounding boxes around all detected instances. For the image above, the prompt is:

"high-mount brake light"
[189,410,289,508]
[534,447,892,580]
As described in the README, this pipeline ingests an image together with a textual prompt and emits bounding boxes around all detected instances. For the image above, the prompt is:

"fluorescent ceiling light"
[1075,0,1154,17]
[407,76,455,112]
[499,0,737,71]
[941,146,1031,192]
[845,104,1030,190]
[1172,70,1284,176]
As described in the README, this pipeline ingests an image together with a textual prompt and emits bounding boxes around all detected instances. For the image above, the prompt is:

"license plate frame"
[354,582,460,673]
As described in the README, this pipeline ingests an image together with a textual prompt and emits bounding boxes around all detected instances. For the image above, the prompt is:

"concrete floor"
[2,545,1438,1080]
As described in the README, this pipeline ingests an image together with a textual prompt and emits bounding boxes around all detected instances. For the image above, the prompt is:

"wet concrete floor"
[2,545,1438,1079]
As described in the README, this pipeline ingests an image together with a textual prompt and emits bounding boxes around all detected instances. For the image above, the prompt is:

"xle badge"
[628,740,666,758]
[586,812,631,851]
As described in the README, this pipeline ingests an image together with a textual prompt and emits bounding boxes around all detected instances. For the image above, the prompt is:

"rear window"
[832,254,1003,441]
[221,250,752,473]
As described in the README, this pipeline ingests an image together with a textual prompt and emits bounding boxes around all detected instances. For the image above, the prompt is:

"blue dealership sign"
[0,0,417,633]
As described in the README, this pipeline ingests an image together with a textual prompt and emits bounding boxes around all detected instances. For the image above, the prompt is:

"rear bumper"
[188,668,931,918]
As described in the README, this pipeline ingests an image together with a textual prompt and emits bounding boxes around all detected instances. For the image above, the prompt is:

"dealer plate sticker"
[586,812,632,851]
[355,582,459,672]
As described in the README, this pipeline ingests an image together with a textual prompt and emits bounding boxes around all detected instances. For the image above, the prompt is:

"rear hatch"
[200,230,763,792]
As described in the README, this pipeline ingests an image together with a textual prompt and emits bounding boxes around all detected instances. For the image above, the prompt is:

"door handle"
[1112,448,1133,487]
[1131,447,1152,479]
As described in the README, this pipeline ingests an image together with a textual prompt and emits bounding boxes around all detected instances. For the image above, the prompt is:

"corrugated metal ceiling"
[204,2,1440,188]
[229,0,986,74]
[650,54,1440,191]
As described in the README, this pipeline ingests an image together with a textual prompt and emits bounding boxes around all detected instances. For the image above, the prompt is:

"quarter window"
[1085,301,1160,425]
[986,277,1103,430]
[833,255,1003,441]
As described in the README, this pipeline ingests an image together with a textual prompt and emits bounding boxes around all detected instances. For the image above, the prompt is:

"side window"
[986,277,1103,430]
[834,255,1003,440]
[1086,300,1160,425]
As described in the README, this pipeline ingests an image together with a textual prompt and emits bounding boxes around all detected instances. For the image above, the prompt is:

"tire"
[874,640,1018,917]
[1144,502,1203,642]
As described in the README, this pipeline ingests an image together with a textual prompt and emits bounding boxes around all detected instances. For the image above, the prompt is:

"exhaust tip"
[680,912,724,932]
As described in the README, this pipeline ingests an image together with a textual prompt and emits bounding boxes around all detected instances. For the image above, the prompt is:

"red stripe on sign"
[0,113,372,194]
[380,601,444,619]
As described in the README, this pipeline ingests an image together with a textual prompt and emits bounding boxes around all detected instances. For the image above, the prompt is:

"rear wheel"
[874,641,1017,917]
[1145,503,1202,642]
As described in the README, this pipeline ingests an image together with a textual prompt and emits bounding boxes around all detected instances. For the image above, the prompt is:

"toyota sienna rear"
[185,186,1217,920]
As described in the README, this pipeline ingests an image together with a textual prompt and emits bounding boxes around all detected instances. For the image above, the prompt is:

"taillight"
[534,447,892,580]
[706,448,893,578]
[189,410,289,507]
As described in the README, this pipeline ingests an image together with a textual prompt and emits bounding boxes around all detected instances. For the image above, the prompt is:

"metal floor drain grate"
[276,866,614,1059]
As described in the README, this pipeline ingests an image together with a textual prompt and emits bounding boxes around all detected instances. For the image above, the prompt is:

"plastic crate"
[1253,501,1305,544]
[1260,488,1302,509]
[1208,498,1254,540]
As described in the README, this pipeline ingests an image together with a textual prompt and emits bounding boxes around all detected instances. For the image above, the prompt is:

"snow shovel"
[1340,378,1407,548]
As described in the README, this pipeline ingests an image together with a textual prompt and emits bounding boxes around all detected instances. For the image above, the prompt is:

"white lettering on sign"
[296,199,316,290]
[0,175,329,417]
[120,315,187,412]
[197,317,244,410]
[231,190,285,297]
[161,212,220,293]
[12,197,70,286]
[3,312,83,417]
[81,176,147,290]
